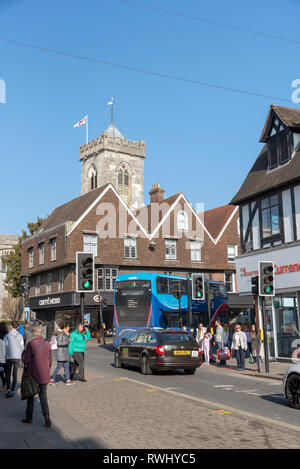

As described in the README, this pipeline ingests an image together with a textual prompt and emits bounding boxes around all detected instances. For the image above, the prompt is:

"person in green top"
[69,323,91,382]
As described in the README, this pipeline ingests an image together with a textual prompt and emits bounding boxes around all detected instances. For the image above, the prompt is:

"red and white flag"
[73,115,88,128]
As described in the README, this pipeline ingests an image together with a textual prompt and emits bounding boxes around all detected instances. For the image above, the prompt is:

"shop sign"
[237,244,300,293]
[30,292,76,310]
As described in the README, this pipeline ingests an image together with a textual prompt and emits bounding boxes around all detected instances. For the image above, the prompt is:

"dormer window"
[267,123,293,170]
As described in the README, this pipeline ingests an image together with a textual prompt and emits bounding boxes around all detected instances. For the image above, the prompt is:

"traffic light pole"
[80,292,84,324]
[186,274,192,330]
[261,296,270,373]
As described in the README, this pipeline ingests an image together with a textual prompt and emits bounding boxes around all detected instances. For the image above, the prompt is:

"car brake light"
[155,345,165,356]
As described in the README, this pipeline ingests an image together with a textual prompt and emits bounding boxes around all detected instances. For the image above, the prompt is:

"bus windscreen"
[115,280,151,327]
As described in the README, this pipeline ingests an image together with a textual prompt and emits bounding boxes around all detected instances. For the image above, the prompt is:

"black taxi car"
[114,328,201,375]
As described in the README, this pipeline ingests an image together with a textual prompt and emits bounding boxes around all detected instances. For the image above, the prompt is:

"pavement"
[0,341,297,450]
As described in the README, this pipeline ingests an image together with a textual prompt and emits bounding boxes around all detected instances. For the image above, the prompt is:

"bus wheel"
[114,350,122,368]
[141,355,152,375]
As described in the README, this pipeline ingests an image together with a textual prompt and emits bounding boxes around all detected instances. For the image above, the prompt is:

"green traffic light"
[83,280,92,289]
[197,291,202,298]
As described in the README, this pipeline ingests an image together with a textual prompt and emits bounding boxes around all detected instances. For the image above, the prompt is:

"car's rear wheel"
[286,373,300,409]
[184,368,196,375]
[114,350,123,368]
[141,355,152,375]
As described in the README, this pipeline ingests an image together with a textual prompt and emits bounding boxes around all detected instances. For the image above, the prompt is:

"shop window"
[275,296,300,359]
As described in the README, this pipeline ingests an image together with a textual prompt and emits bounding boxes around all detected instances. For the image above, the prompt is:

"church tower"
[80,123,146,210]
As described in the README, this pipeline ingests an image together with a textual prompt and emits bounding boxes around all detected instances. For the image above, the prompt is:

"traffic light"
[76,252,94,292]
[192,273,205,301]
[259,261,275,297]
[251,276,259,295]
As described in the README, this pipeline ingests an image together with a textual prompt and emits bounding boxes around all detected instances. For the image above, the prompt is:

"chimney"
[149,183,165,204]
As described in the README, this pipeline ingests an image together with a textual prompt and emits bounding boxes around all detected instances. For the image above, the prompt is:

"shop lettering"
[240,267,258,278]
[39,297,61,306]
[275,263,300,275]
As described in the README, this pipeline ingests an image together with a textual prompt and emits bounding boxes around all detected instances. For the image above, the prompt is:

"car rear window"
[159,332,195,344]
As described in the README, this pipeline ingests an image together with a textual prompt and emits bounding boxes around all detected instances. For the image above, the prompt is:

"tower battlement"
[80,132,146,161]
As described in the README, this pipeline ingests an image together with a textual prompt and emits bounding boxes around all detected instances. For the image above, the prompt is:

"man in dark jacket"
[50,322,74,386]
[23,324,52,427]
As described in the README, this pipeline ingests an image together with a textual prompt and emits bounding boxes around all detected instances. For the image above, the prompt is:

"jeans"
[203,348,210,364]
[235,347,246,370]
[256,356,261,371]
[217,342,226,365]
[0,363,6,386]
[26,383,49,419]
[6,359,20,391]
[72,352,85,379]
[52,361,70,381]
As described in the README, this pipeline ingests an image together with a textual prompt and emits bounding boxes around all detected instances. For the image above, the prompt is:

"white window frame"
[97,267,118,291]
[39,242,45,265]
[225,272,236,293]
[165,239,177,260]
[227,244,238,263]
[83,234,98,257]
[177,211,188,231]
[36,275,40,295]
[58,270,64,292]
[190,240,201,262]
[50,238,57,262]
[46,272,51,294]
[124,237,137,259]
[28,247,34,268]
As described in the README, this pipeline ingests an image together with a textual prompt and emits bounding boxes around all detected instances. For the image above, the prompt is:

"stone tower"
[80,123,146,210]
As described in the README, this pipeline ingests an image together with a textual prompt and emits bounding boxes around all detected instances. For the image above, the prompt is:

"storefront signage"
[30,292,76,310]
[237,244,300,294]
[39,297,61,306]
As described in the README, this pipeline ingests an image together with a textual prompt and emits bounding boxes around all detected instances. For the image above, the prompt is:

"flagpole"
[86,115,88,144]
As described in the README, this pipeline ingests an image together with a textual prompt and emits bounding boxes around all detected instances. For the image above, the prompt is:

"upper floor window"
[124,237,137,259]
[190,241,201,262]
[225,272,235,293]
[58,270,64,292]
[39,242,44,265]
[28,247,34,268]
[261,194,280,239]
[83,234,98,256]
[165,239,177,260]
[46,272,51,294]
[36,275,40,295]
[267,126,293,170]
[50,238,57,262]
[177,211,188,231]
[89,165,98,190]
[227,245,238,262]
[98,267,118,291]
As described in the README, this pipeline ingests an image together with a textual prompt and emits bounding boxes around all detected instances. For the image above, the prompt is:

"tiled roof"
[40,184,110,232]
[203,205,237,240]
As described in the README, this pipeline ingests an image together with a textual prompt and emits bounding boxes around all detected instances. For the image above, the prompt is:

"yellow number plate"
[174,350,190,356]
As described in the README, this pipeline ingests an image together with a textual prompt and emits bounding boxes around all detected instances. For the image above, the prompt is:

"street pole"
[98,291,105,345]
[80,292,84,324]
[186,274,192,331]
[261,296,270,373]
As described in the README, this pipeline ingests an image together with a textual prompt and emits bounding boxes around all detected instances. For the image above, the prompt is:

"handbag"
[248,353,256,364]
[217,347,231,361]
[21,340,46,400]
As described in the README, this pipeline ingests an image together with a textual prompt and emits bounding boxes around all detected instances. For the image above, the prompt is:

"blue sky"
[1,0,300,234]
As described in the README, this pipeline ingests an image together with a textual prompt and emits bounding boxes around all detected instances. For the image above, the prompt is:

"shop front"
[236,243,300,362]
[29,290,114,335]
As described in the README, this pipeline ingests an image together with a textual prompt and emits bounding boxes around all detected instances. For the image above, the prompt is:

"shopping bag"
[20,365,39,400]
[217,347,231,361]
[248,353,256,364]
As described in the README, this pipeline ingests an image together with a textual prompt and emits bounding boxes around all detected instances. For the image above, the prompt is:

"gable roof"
[39,184,110,232]
[230,144,300,205]
[204,205,237,240]
[260,105,300,142]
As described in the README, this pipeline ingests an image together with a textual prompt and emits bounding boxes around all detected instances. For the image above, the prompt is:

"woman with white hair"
[22,324,52,427]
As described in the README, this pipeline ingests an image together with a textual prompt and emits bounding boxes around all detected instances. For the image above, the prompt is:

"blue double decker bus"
[113,272,231,347]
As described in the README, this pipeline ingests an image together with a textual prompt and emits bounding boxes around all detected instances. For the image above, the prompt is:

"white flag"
[73,115,88,128]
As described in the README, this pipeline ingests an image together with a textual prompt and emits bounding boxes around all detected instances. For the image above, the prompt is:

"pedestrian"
[69,323,91,382]
[0,322,8,392]
[4,320,24,398]
[250,324,264,373]
[202,331,212,365]
[195,323,207,345]
[244,324,252,358]
[214,320,226,366]
[22,324,52,427]
[231,323,248,370]
[50,322,75,386]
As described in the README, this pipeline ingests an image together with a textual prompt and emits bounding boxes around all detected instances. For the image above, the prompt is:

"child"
[203,331,212,365]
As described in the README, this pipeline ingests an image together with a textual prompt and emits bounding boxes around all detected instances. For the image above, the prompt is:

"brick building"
[21,124,246,330]
[0,234,18,320]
